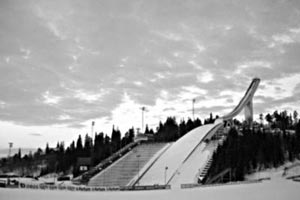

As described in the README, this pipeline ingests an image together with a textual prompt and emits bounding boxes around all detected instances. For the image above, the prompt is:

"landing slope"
[139,122,222,185]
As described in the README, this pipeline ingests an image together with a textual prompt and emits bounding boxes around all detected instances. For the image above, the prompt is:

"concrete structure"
[222,78,260,127]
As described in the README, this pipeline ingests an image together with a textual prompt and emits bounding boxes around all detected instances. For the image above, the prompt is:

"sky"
[1,0,300,150]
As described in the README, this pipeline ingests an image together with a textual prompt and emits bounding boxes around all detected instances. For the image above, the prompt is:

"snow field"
[0,177,299,200]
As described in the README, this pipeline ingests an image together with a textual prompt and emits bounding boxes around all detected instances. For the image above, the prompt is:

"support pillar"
[225,119,233,128]
[244,99,253,128]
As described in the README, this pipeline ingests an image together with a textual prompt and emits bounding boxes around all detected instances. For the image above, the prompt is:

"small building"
[76,157,92,172]
[134,133,149,142]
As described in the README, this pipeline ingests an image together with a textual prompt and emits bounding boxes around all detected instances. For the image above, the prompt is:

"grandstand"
[88,143,170,187]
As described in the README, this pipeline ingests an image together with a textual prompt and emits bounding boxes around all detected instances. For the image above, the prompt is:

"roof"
[77,157,92,166]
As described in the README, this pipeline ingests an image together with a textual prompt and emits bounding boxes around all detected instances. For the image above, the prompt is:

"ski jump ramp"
[222,78,260,126]
[138,78,260,186]
[138,123,223,186]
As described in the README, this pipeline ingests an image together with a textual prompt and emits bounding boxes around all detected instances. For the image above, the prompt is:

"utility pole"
[164,166,168,185]
[91,121,95,163]
[8,142,13,158]
[91,121,95,145]
[140,107,148,133]
[192,98,196,121]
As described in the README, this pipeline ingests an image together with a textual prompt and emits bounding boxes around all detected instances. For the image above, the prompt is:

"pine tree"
[145,125,150,134]
[18,148,22,159]
[76,135,83,157]
[265,113,273,127]
[186,118,194,132]
[104,134,111,158]
[209,113,214,123]
[45,143,50,154]
[259,113,263,126]
[293,111,298,125]
[93,132,105,165]
[179,119,187,137]
[111,126,121,153]
[165,117,179,141]
[128,127,135,143]
[83,134,92,156]
[194,118,202,127]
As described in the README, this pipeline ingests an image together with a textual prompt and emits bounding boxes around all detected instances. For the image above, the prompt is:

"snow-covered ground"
[139,123,221,185]
[0,177,299,200]
[0,174,76,188]
[245,160,300,181]
[1,159,300,200]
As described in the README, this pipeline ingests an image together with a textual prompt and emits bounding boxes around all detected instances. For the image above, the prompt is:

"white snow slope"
[139,122,222,186]
[0,178,299,200]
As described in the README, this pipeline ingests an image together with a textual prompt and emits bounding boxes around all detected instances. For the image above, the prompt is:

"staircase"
[197,135,228,184]
[205,168,231,184]
[88,143,168,187]
[197,157,213,183]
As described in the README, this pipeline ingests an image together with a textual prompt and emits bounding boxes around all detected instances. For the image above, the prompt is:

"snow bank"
[245,160,300,181]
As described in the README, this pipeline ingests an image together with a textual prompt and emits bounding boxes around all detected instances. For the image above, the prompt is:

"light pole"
[91,121,95,145]
[140,107,148,133]
[164,166,168,185]
[8,142,13,158]
[192,99,196,121]
[136,154,141,186]
[90,121,95,164]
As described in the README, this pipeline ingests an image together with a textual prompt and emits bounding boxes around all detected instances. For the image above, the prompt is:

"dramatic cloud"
[0,0,300,147]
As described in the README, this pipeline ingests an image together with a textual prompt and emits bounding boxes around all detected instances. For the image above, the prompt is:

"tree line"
[264,110,298,131]
[205,112,300,183]
[1,114,217,177]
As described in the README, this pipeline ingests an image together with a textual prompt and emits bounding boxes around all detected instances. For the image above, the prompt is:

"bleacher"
[73,141,140,185]
[88,143,168,187]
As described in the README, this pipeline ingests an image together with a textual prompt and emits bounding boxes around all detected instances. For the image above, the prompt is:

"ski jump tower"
[137,78,261,187]
[221,78,260,127]
[84,78,261,187]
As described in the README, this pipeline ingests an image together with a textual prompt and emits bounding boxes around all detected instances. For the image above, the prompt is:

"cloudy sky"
[1,0,300,150]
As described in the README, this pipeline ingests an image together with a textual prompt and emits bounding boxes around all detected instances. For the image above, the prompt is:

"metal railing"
[15,182,171,191]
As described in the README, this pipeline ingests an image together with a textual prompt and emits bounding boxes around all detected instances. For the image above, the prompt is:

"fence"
[181,179,263,189]
[16,183,171,192]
